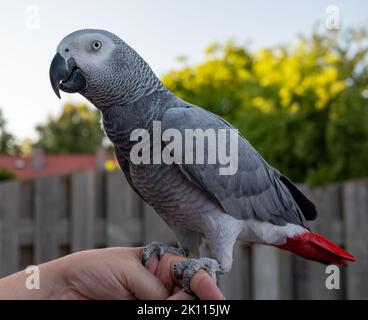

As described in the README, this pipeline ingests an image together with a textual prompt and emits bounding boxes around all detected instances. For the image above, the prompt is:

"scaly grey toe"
[141,241,187,266]
[174,257,222,294]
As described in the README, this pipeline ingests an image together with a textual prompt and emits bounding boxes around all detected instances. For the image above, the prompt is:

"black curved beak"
[49,52,87,99]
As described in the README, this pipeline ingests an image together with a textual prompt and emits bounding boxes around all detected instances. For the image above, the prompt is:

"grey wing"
[162,105,317,228]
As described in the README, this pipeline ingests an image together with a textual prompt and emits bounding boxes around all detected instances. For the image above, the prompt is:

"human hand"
[55,247,172,299]
[62,247,224,300]
[0,247,224,300]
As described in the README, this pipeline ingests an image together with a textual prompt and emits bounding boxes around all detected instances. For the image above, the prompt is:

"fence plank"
[19,180,34,219]
[34,176,67,263]
[0,181,20,277]
[310,183,343,244]
[71,171,97,251]
[293,184,344,300]
[106,170,142,246]
[252,245,281,299]
[278,250,294,299]
[219,243,251,299]
[343,180,368,299]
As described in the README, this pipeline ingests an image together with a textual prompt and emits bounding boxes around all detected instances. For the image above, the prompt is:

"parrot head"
[49,29,160,107]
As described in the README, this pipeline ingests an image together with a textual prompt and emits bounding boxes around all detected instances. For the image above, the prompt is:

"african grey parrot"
[49,29,355,293]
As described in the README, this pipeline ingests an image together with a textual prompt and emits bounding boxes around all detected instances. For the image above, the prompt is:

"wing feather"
[162,105,316,227]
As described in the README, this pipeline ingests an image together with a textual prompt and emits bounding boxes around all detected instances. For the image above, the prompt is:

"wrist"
[39,257,70,299]
[25,257,70,299]
[0,257,68,299]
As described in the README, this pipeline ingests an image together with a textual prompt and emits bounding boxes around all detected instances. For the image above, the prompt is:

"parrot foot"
[141,241,188,266]
[174,257,222,294]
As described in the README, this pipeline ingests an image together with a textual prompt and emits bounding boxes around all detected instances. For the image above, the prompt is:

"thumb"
[125,262,169,300]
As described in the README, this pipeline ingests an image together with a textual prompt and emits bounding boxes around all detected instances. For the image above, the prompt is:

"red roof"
[0,154,102,179]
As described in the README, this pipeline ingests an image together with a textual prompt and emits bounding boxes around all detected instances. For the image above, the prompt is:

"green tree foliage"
[0,168,16,181]
[0,109,19,154]
[162,27,368,186]
[36,103,104,154]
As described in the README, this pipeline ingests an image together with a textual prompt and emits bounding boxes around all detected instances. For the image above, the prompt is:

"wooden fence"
[0,169,367,299]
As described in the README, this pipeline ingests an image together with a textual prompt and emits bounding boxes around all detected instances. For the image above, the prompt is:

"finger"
[166,254,188,285]
[166,254,224,300]
[134,247,159,275]
[172,285,183,294]
[145,253,159,275]
[126,262,169,300]
[167,290,195,300]
[190,270,225,300]
[156,253,187,290]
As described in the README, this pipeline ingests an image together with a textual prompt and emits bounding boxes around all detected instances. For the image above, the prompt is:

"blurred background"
[0,0,367,299]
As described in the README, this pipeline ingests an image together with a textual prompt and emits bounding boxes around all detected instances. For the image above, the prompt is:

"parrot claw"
[141,241,188,266]
[173,257,222,294]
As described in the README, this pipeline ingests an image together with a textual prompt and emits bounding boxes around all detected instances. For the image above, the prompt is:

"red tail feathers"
[277,232,355,266]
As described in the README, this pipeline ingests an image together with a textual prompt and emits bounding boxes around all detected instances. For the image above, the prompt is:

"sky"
[0,0,367,140]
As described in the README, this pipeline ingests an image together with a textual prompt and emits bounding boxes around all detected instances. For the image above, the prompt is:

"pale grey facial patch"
[56,32,116,67]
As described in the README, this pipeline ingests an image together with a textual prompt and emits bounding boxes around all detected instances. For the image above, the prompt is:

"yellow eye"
[92,41,102,50]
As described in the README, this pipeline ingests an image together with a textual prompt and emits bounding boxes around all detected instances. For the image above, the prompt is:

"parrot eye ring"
[92,41,102,50]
